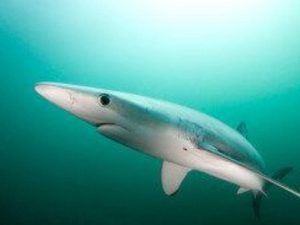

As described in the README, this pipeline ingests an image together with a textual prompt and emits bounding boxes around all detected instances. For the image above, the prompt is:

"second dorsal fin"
[236,121,248,139]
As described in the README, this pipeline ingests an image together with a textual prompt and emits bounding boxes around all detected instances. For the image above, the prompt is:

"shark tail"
[253,167,295,219]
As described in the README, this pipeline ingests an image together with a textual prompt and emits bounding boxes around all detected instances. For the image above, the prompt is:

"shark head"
[35,82,173,148]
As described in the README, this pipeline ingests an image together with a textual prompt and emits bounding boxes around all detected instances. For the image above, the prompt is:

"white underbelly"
[149,144,264,191]
[182,149,264,191]
[126,128,264,191]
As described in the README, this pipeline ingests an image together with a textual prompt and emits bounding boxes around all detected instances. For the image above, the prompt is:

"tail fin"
[252,167,296,219]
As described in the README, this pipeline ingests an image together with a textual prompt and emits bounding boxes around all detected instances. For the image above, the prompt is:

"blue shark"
[35,82,300,217]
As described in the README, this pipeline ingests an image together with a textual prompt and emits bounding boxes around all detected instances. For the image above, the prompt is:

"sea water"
[0,1,300,224]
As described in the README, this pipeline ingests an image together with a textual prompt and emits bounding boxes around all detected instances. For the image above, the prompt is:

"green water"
[1,1,300,224]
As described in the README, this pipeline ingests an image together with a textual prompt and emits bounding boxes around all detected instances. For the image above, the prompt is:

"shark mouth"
[96,122,131,132]
[96,122,117,128]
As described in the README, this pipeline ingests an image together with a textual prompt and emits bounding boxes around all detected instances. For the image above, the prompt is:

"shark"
[35,82,300,217]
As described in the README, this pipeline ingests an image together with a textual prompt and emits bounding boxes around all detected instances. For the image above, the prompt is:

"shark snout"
[35,82,103,125]
[35,83,76,109]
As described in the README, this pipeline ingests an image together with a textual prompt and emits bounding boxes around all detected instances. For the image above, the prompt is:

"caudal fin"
[253,167,297,219]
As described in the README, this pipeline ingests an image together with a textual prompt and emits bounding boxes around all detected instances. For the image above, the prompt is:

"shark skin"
[35,82,300,217]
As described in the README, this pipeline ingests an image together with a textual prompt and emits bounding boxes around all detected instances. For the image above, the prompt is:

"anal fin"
[237,187,250,195]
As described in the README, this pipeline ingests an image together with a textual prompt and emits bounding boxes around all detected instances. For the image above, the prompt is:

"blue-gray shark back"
[120,93,265,171]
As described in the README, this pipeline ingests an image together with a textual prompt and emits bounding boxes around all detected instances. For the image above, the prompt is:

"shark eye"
[99,94,111,106]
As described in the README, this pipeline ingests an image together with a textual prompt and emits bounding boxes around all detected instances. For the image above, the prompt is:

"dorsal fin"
[161,161,191,196]
[236,121,248,139]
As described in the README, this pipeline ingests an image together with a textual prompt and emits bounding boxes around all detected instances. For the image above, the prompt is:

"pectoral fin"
[161,161,191,196]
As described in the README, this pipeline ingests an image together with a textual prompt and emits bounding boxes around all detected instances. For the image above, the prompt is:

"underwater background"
[0,0,300,224]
